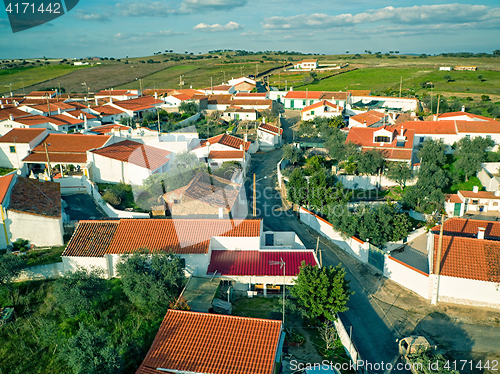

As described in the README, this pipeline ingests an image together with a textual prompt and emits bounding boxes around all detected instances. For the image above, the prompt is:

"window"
[309,100,314,105]
[180,258,186,268]
[9,146,16,153]
[302,100,306,106]
[265,233,274,246]
[311,111,315,115]
[420,137,425,143]
[472,199,479,204]
[374,136,391,143]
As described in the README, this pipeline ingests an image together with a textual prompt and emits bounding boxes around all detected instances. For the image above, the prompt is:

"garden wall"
[337,175,416,190]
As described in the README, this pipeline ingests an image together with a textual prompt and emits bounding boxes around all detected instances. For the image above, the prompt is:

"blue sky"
[1,0,500,58]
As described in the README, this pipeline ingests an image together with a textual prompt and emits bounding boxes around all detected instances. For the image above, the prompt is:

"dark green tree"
[287,168,308,206]
[385,162,413,189]
[455,136,494,181]
[179,101,199,116]
[116,252,186,315]
[54,267,109,318]
[61,323,123,374]
[174,151,200,169]
[283,144,304,165]
[0,253,26,302]
[292,263,351,321]
[356,149,385,175]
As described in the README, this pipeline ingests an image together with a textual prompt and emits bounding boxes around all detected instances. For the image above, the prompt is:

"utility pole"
[157,108,161,133]
[43,142,52,181]
[399,76,402,98]
[435,94,441,120]
[432,214,445,304]
[253,173,256,217]
[211,76,213,94]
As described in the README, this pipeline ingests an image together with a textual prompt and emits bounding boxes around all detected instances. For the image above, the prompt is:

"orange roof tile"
[89,124,130,134]
[199,134,250,151]
[445,194,462,204]
[30,133,110,153]
[0,128,46,143]
[432,217,500,239]
[319,92,349,101]
[8,177,61,218]
[207,94,233,105]
[202,84,232,91]
[95,90,135,97]
[91,105,126,116]
[439,111,492,121]
[11,115,52,126]
[136,310,282,374]
[112,96,163,112]
[393,120,458,135]
[0,107,32,121]
[90,140,170,171]
[23,152,88,164]
[0,174,15,204]
[456,120,500,134]
[230,99,272,106]
[64,218,262,257]
[284,90,323,100]
[459,190,500,199]
[301,100,341,113]
[234,92,267,98]
[63,221,119,257]
[433,235,500,282]
[348,90,371,96]
[208,150,244,159]
[259,123,283,135]
[350,110,386,126]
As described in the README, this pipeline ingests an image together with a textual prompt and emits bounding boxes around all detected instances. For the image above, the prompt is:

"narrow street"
[245,110,500,374]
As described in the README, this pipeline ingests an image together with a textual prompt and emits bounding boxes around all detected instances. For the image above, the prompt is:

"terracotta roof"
[208,150,244,159]
[319,92,349,101]
[0,107,32,121]
[63,221,119,257]
[64,218,262,257]
[11,115,52,126]
[234,92,267,98]
[48,114,83,125]
[207,95,233,105]
[0,174,15,204]
[207,250,318,276]
[350,110,386,126]
[89,124,130,134]
[259,123,283,135]
[301,59,318,63]
[23,152,88,163]
[0,128,46,143]
[301,100,341,113]
[112,96,163,112]
[433,235,500,282]
[171,94,192,101]
[445,194,462,204]
[348,90,371,96]
[230,99,272,107]
[95,90,133,97]
[9,177,61,218]
[284,91,323,100]
[439,111,492,121]
[432,218,500,240]
[456,121,500,134]
[90,140,170,171]
[91,105,126,116]
[203,84,232,91]
[346,126,414,149]
[27,102,76,113]
[136,310,282,374]
[199,134,250,151]
[64,110,97,120]
[392,120,458,135]
[459,190,500,199]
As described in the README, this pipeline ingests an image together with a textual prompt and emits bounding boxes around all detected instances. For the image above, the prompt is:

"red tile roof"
[459,190,500,200]
[171,94,192,101]
[301,100,341,113]
[64,218,262,257]
[207,250,318,276]
[207,94,233,105]
[259,123,283,136]
[392,120,458,135]
[8,176,61,218]
[432,218,500,240]
[48,114,83,125]
[65,110,97,120]
[319,92,349,101]
[136,310,282,374]
[208,150,244,159]
[445,194,462,204]
[89,124,130,134]
[63,221,119,257]
[230,99,272,107]
[199,134,250,151]
[90,140,170,171]
[348,90,371,96]
[439,111,492,121]
[11,115,52,126]
[234,92,267,98]
[112,96,163,112]
[203,84,232,91]
[350,110,386,126]
[284,91,323,100]
[0,107,32,121]
[26,90,56,97]
[91,105,126,116]
[23,152,88,164]
[0,128,46,143]
[0,174,15,204]
[95,90,132,97]
[347,126,414,152]
[433,235,500,282]
[456,120,500,134]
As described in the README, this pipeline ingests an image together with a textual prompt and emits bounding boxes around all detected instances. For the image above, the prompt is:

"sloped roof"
[91,105,126,116]
[392,120,458,135]
[459,190,500,200]
[90,140,170,171]
[319,91,349,101]
[433,235,500,283]
[456,121,500,134]
[136,310,282,374]
[234,92,267,98]
[11,115,52,126]
[63,218,262,257]
[207,94,233,105]
[230,99,272,106]
[350,110,386,126]
[89,124,130,134]
[9,177,61,218]
[438,111,492,121]
[284,91,323,100]
[432,218,500,240]
[0,128,46,143]
[301,100,341,113]
[0,174,15,204]
[258,123,283,136]
[198,134,250,151]
[95,90,132,97]
[207,250,318,276]
[0,107,32,121]
[208,150,244,159]
[202,84,232,91]
[112,96,163,112]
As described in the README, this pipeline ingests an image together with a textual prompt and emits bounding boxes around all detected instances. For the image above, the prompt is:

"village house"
[222,107,258,121]
[25,91,57,100]
[17,102,77,117]
[293,59,318,70]
[346,125,416,164]
[135,310,284,374]
[0,107,33,122]
[348,110,392,128]
[283,91,350,110]
[85,105,128,124]
[349,94,419,113]
[106,96,164,121]
[428,218,500,308]
[88,139,172,185]
[191,133,251,169]
[199,84,233,95]
[257,123,283,148]
[438,110,493,122]
[0,128,50,170]
[301,100,343,121]
[207,95,233,111]
[94,89,139,101]
[445,186,500,217]
[234,92,269,100]
[229,99,273,111]
[0,173,63,249]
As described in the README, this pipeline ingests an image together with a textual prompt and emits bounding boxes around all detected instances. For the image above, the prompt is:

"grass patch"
[97,182,147,212]
[232,296,280,319]
[0,167,15,176]
[448,176,483,193]
[25,246,65,266]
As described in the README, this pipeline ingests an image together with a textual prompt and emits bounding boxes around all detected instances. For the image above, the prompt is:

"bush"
[12,238,29,252]
[102,191,121,206]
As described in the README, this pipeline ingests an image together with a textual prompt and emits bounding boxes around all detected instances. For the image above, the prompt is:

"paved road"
[245,111,500,374]
[62,193,106,221]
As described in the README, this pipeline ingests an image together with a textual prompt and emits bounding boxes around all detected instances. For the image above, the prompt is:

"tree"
[385,162,413,189]
[283,144,303,165]
[174,151,200,169]
[54,267,108,317]
[356,149,385,175]
[61,323,123,374]
[179,101,199,116]
[0,253,26,302]
[287,168,308,206]
[116,252,186,315]
[455,136,494,181]
[328,115,345,129]
[292,263,351,321]
[481,95,490,102]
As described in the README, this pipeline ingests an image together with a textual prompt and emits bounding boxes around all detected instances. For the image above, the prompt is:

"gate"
[368,244,385,272]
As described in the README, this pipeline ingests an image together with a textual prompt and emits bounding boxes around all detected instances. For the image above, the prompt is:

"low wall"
[55,175,86,195]
[334,316,363,373]
[337,175,416,190]
[15,262,65,282]
[384,256,429,299]
[82,176,149,218]
[437,275,500,309]
[176,113,201,128]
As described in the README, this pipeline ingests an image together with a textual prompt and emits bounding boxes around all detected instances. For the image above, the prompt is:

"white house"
[428,218,500,308]
[349,110,391,128]
[0,174,63,249]
[283,91,350,110]
[89,139,172,185]
[349,95,419,112]
[438,110,492,122]
[106,96,164,120]
[207,95,233,111]
[94,89,139,101]
[0,128,49,171]
[222,107,258,121]
[17,102,77,117]
[439,67,452,71]
[229,99,273,111]
[199,84,233,95]
[293,59,318,70]
[85,105,128,124]
[191,133,251,159]
[25,91,57,99]
[301,100,343,121]
[444,186,500,217]
[257,123,283,147]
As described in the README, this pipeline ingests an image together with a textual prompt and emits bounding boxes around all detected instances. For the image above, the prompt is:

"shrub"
[12,238,29,252]
[102,191,121,206]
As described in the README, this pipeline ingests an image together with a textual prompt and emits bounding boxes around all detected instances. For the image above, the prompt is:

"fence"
[15,262,66,282]
[334,315,365,374]
[82,175,150,219]
[55,175,87,195]
[337,174,416,190]
[299,207,432,300]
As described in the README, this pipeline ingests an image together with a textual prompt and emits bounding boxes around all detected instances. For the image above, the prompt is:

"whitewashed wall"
[337,175,416,190]
[7,210,63,247]
[437,275,500,309]
[384,256,429,299]
[62,256,108,274]
[56,175,87,195]
[210,236,261,250]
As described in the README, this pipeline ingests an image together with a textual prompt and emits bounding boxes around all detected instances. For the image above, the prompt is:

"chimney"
[477,227,485,240]
[57,108,61,115]
[239,144,243,150]
[84,114,88,130]
[400,125,404,136]
[9,114,14,121]
[154,92,158,99]
[263,117,266,124]
[0,99,2,104]
[1,104,4,109]
[473,185,479,193]
[244,133,248,142]
[110,97,113,104]
[461,105,465,112]
[95,97,98,106]
[363,120,366,126]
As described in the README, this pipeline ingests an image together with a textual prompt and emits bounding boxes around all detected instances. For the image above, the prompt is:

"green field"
[0,65,90,94]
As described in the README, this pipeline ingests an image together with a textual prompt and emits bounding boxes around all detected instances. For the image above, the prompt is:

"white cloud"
[116,0,246,17]
[74,10,110,22]
[193,21,242,32]
[179,0,247,13]
[262,4,500,30]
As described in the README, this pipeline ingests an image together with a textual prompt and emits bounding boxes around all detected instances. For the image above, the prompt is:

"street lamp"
[269,258,286,326]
